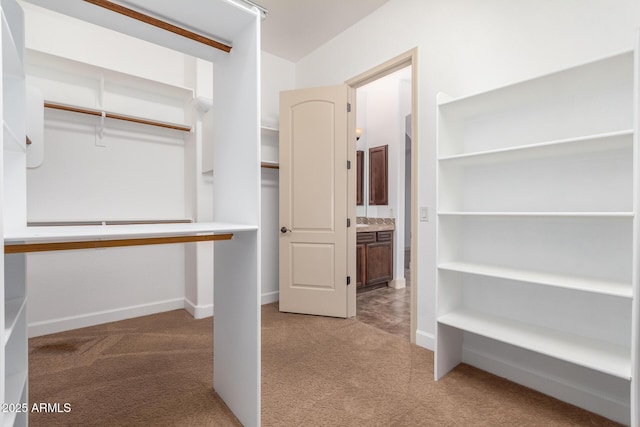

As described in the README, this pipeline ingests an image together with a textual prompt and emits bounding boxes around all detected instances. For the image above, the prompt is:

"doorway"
[346,49,418,343]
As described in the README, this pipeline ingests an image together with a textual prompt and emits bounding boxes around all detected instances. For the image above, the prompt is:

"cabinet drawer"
[357,232,376,244]
[377,231,393,242]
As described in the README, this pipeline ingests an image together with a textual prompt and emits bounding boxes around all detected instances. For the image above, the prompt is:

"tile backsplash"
[356,217,396,225]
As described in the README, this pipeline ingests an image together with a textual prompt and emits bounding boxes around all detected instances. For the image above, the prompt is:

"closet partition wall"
[0,1,262,427]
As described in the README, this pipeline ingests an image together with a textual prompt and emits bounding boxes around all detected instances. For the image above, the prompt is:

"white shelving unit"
[2,1,262,426]
[436,44,638,426]
[1,0,27,425]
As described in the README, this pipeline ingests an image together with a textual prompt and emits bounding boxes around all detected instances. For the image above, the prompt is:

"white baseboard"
[415,329,435,351]
[184,298,213,319]
[30,292,279,338]
[464,347,630,425]
[390,278,406,289]
[28,298,185,338]
[261,290,279,305]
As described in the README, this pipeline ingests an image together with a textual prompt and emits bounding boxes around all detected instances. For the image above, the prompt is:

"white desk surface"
[4,222,258,244]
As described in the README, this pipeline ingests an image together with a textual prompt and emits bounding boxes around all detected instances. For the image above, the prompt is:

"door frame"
[345,48,418,344]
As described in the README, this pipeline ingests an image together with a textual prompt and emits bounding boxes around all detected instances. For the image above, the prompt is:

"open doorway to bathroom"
[346,50,417,342]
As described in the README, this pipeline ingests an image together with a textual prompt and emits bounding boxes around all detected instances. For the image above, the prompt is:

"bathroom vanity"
[356,220,394,290]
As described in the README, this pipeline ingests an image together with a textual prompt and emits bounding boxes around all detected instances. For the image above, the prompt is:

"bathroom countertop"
[356,223,395,232]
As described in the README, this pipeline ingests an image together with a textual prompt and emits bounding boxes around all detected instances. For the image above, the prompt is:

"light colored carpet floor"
[28,303,621,426]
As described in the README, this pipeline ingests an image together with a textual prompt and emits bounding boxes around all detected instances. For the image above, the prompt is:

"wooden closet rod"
[5,233,233,254]
[83,0,232,53]
[261,162,279,170]
[44,101,192,133]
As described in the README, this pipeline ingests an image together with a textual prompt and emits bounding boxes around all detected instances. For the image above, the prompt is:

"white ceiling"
[257,0,391,62]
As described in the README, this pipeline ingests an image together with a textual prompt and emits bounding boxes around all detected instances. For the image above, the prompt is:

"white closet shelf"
[437,211,634,218]
[3,297,26,345]
[438,261,632,298]
[437,50,633,118]
[438,130,633,165]
[4,222,257,253]
[438,308,631,379]
[26,49,194,101]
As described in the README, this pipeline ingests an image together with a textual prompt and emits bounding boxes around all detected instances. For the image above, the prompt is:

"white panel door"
[279,85,354,317]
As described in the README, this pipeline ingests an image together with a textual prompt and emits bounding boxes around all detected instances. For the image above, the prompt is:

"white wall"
[262,52,295,129]
[293,0,640,421]
[357,72,400,219]
[260,52,295,304]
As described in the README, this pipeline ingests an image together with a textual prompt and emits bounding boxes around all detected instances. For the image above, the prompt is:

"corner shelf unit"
[436,46,639,426]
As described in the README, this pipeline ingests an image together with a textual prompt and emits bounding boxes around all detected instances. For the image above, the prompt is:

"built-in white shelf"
[438,211,634,218]
[25,49,193,101]
[438,262,632,299]
[437,50,633,118]
[438,308,631,380]
[3,297,25,345]
[25,49,194,130]
[438,130,633,166]
[436,42,637,425]
[4,222,258,244]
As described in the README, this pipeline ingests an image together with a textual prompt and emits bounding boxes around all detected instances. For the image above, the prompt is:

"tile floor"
[356,268,411,341]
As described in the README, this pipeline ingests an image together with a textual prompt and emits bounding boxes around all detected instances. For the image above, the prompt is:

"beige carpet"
[28,304,621,426]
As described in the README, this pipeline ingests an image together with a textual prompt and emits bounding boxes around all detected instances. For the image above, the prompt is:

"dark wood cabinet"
[356,243,366,288]
[356,230,393,290]
[368,145,388,205]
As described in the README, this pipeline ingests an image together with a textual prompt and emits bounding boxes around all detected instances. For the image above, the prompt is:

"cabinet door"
[368,145,388,205]
[356,243,366,288]
[366,241,393,285]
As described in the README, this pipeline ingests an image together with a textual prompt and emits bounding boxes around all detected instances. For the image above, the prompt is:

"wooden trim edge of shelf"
[5,233,233,254]
[44,101,192,133]
[83,0,232,53]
